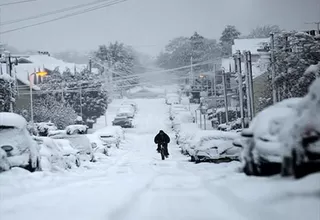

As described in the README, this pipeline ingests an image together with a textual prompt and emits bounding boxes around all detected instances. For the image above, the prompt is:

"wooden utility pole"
[222,68,229,124]
[244,51,251,121]
[236,50,245,128]
[270,33,277,104]
[247,51,255,118]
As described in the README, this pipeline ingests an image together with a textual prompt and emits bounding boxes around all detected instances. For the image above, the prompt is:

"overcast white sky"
[1,0,319,56]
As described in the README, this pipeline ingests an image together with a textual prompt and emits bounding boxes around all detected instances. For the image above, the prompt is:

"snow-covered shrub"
[273,32,320,99]
[19,95,78,129]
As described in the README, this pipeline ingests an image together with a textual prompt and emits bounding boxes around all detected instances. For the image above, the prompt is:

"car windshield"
[1,1,320,220]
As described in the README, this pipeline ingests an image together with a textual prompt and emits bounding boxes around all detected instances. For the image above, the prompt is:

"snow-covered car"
[169,104,189,120]
[86,133,109,156]
[0,112,41,172]
[174,123,201,154]
[50,133,95,162]
[35,122,58,136]
[241,97,303,176]
[166,93,181,105]
[47,129,67,137]
[95,126,124,149]
[112,115,133,128]
[280,77,320,178]
[65,125,88,135]
[192,131,240,163]
[33,136,81,170]
[171,111,195,132]
[121,100,137,112]
[117,106,135,118]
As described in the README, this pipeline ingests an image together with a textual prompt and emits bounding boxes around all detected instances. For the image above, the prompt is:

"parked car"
[169,104,189,120]
[48,129,67,137]
[171,111,195,132]
[35,122,58,136]
[166,93,181,105]
[117,106,135,118]
[280,77,320,178]
[121,100,137,112]
[66,125,88,135]
[33,136,81,170]
[191,132,240,163]
[50,133,95,162]
[95,126,123,148]
[112,115,133,128]
[86,133,109,156]
[0,112,41,172]
[241,97,303,176]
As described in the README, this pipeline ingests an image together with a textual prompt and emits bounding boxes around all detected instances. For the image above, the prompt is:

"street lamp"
[29,70,47,124]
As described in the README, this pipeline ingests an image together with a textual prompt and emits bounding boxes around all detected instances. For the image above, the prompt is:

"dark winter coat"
[154,131,170,144]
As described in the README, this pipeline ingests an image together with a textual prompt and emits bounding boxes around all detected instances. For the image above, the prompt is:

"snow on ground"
[0,97,319,220]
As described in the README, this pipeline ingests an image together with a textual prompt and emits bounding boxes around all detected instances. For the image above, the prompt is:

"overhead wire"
[0,0,127,34]
[1,0,114,26]
[0,0,36,7]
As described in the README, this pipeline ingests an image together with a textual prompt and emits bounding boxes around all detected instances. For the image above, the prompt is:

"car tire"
[292,149,307,179]
[243,159,256,176]
[75,157,81,167]
[190,155,195,162]
[281,156,293,177]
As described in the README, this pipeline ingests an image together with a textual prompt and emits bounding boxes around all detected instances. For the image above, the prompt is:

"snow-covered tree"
[18,95,78,129]
[94,42,138,92]
[156,32,220,70]
[0,74,16,112]
[247,25,282,38]
[38,69,108,122]
[273,31,320,99]
[219,25,241,56]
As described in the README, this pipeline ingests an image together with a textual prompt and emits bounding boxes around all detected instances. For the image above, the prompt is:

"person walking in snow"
[154,130,170,157]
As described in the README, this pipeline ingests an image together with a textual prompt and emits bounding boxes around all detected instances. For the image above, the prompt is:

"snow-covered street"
[1,98,320,220]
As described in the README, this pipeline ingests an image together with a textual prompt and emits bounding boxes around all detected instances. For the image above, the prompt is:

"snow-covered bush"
[273,32,320,100]
[19,95,78,129]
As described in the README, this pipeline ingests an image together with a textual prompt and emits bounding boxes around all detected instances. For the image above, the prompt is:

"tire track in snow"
[176,162,287,220]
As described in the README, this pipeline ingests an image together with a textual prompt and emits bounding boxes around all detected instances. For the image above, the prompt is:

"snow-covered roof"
[232,38,270,55]
[14,55,88,86]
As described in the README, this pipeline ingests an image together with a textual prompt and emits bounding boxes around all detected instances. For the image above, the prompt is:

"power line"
[0,0,36,7]
[1,0,113,26]
[0,0,127,35]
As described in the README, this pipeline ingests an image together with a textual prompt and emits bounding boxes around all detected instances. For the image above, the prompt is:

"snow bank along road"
[1,98,319,220]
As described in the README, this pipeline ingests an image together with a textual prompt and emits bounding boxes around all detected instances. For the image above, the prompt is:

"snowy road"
[1,98,319,220]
